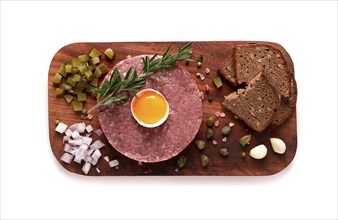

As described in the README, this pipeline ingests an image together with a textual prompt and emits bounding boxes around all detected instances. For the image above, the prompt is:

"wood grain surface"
[48,41,297,176]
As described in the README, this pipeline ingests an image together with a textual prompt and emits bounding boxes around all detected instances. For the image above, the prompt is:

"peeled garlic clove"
[249,144,267,159]
[270,138,286,154]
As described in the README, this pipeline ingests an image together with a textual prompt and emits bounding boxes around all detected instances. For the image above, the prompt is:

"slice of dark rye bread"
[217,48,238,86]
[218,43,297,128]
[234,44,291,98]
[222,73,279,132]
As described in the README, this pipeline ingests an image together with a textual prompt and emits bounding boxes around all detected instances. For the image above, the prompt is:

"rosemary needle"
[87,42,193,114]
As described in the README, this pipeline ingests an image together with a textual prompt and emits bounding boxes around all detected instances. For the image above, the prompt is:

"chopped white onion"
[86,125,94,133]
[55,122,67,134]
[78,122,86,133]
[92,149,102,161]
[68,139,82,147]
[63,136,70,143]
[69,123,78,132]
[79,144,89,151]
[96,167,101,173]
[61,153,74,164]
[84,155,93,163]
[82,137,92,146]
[91,159,98,166]
[104,156,109,162]
[82,162,91,175]
[65,129,72,137]
[90,140,105,150]
[87,148,94,156]
[109,159,119,168]
[95,129,103,136]
[74,154,83,164]
[71,130,80,139]
[64,143,71,152]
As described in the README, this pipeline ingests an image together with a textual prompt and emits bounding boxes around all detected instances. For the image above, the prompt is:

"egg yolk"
[131,90,168,124]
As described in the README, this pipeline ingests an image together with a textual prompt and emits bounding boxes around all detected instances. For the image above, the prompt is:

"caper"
[240,134,251,146]
[201,155,209,167]
[197,61,202,67]
[222,126,231,136]
[219,148,229,157]
[177,155,187,168]
[206,128,214,140]
[195,140,206,150]
[207,116,214,127]
[241,152,246,158]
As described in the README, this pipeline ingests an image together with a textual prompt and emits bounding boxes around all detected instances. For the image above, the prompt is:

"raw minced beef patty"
[98,55,203,163]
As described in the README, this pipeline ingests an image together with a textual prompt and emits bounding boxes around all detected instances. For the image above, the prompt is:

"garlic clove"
[270,138,286,154]
[249,144,267,159]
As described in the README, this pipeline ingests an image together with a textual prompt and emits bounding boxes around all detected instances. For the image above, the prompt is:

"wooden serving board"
[48,41,297,176]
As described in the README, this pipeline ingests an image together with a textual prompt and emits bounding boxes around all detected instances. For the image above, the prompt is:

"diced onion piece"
[65,129,72,137]
[69,123,78,132]
[96,167,101,173]
[78,122,86,133]
[109,159,119,168]
[68,139,82,147]
[84,155,92,163]
[79,144,89,151]
[87,148,94,156]
[82,162,91,175]
[91,159,98,166]
[82,137,92,146]
[61,153,74,164]
[64,143,71,152]
[95,129,103,136]
[90,140,105,150]
[104,156,109,162]
[92,149,102,161]
[86,125,94,133]
[63,136,70,143]
[55,122,67,134]
[71,130,80,139]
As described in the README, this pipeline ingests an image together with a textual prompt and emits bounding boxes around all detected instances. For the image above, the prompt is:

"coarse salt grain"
[229,122,235,127]
[205,68,210,74]
[212,140,218,145]
[214,111,221,117]
[214,120,220,127]
[222,137,227,143]
[104,156,110,162]
[220,112,226,118]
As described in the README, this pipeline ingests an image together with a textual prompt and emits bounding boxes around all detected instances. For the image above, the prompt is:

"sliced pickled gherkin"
[78,64,88,74]
[84,69,94,81]
[104,48,115,59]
[65,64,73,73]
[72,57,81,67]
[89,48,101,57]
[72,67,79,74]
[97,63,108,75]
[77,77,88,90]
[71,100,83,111]
[66,77,77,87]
[53,73,63,85]
[94,67,102,78]
[62,83,73,91]
[71,73,81,82]
[55,88,64,96]
[64,94,74,103]
[90,56,100,66]
[89,78,98,87]
[77,92,86,102]
[78,54,89,63]
[58,64,67,77]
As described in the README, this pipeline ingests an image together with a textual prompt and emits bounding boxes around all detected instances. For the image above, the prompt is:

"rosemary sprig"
[87,42,193,114]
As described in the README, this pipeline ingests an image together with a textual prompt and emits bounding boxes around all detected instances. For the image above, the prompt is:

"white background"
[1,1,337,219]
